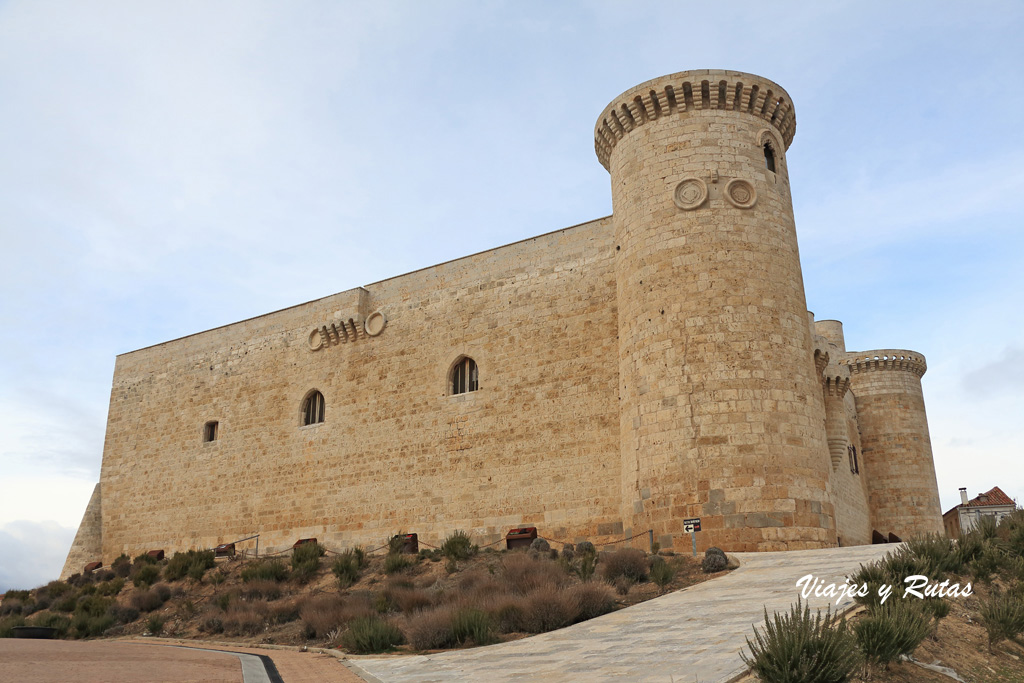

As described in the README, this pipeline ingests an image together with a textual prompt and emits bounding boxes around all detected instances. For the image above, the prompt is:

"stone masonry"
[61,69,943,578]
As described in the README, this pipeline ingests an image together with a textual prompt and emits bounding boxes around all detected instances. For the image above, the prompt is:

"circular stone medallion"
[673,178,708,210]
[725,179,757,209]
[308,329,324,351]
[364,311,387,336]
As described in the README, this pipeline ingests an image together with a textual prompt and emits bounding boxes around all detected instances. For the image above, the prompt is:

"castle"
[61,69,944,577]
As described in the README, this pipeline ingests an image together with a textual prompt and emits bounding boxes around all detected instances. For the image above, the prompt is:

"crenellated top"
[841,350,927,378]
[594,69,796,171]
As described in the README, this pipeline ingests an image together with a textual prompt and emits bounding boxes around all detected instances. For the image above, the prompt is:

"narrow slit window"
[302,390,325,426]
[764,143,776,172]
[849,446,860,475]
[203,421,218,442]
[451,357,479,395]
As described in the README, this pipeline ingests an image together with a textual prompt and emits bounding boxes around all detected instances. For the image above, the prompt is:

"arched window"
[764,142,776,172]
[203,421,218,442]
[302,390,325,426]
[450,357,479,395]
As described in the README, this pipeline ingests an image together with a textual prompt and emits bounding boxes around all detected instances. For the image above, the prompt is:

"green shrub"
[850,561,889,608]
[451,607,496,646]
[74,595,113,618]
[54,593,79,613]
[650,557,675,592]
[108,605,140,624]
[41,580,72,599]
[241,559,289,583]
[600,548,648,583]
[112,554,132,577]
[854,599,932,669]
[31,611,71,636]
[905,533,962,576]
[341,615,405,653]
[0,615,26,638]
[133,564,160,588]
[971,546,1003,583]
[291,543,325,583]
[979,592,1024,648]
[384,553,414,574]
[922,598,951,621]
[71,612,115,638]
[4,589,30,601]
[215,592,233,611]
[954,531,986,568]
[96,578,125,597]
[133,552,159,566]
[333,550,362,588]
[576,554,596,582]
[146,614,165,635]
[975,515,999,541]
[441,531,474,561]
[742,600,860,683]
[163,550,215,582]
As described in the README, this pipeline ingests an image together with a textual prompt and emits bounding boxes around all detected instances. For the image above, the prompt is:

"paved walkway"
[348,544,895,683]
[0,639,243,683]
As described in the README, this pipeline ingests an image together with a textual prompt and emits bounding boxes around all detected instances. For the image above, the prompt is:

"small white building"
[943,486,1017,538]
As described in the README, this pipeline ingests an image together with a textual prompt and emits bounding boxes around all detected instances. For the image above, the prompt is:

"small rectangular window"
[203,421,218,442]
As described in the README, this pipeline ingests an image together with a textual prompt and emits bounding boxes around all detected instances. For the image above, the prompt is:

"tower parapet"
[841,348,943,538]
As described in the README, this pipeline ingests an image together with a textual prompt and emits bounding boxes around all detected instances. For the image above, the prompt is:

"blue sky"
[1,1,1022,592]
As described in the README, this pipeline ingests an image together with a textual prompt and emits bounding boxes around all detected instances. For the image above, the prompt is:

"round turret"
[841,350,943,538]
[599,70,834,552]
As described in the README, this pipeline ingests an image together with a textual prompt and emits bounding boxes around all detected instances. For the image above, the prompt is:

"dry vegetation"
[0,537,717,654]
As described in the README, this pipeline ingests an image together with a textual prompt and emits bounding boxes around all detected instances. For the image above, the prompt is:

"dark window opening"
[849,445,860,475]
[451,357,479,395]
[203,421,218,442]
[764,143,776,172]
[302,390,325,426]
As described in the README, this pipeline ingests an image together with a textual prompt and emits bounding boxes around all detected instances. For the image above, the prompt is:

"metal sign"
[683,517,701,533]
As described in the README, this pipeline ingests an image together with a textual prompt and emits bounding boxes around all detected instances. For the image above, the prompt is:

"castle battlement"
[594,69,796,170]
[842,349,928,378]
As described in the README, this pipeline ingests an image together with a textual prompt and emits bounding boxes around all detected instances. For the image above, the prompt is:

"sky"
[1,1,1022,592]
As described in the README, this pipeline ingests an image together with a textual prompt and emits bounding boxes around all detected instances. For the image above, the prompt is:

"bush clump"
[241,559,289,583]
[290,542,326,584]
[332,549,363,588]
[854,599,932,669]
[601,548,648,583]
[30,611,71,636]
[441,531,475,561]
[163,549,215,582]
[341,615,405,654]
[132,564,161,588]
[742,600,860,683]
[0,615,26,638]
[96,578,125,597]
[300,594,373,639]
[130,586,169,613]
[979,592,1024,649]
[384,553,414,574]
[650,557,676,592]
[450,607,497,646]
[146,614,165,635]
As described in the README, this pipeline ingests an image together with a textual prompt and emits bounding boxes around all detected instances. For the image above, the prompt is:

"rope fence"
[201,527,656,562]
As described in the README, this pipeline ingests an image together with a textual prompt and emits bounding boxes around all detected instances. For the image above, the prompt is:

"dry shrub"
[238,579,282,601]
[198,607,224,634]
[521,584,580,633]
[600,548,648,583]
[568,582,616,622]
[386,585,433,614]
[269,598,301,624]
[457,569,489,591]
[501,553,568,595]
[223,601,269,635]
[480,593,528,633]
[404,605,457,650]
[299,594,373,639]
[129,587,166,612]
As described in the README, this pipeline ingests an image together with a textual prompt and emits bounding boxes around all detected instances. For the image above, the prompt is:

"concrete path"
[349,544,895,683]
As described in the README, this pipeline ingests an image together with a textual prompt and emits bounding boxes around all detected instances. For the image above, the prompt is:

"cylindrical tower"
[841,350,943,537]
[596,70,835,552]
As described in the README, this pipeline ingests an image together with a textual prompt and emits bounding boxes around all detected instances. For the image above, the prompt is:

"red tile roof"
[966,486,1015,507]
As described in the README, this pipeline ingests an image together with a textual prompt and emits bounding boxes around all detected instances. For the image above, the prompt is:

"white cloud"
[0,520,76,592]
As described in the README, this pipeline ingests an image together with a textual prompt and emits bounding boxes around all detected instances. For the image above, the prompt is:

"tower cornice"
[841,349,927,378]
[594,69,796,171]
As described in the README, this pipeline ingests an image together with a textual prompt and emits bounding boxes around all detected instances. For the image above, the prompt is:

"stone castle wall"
[94,218,627,562]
